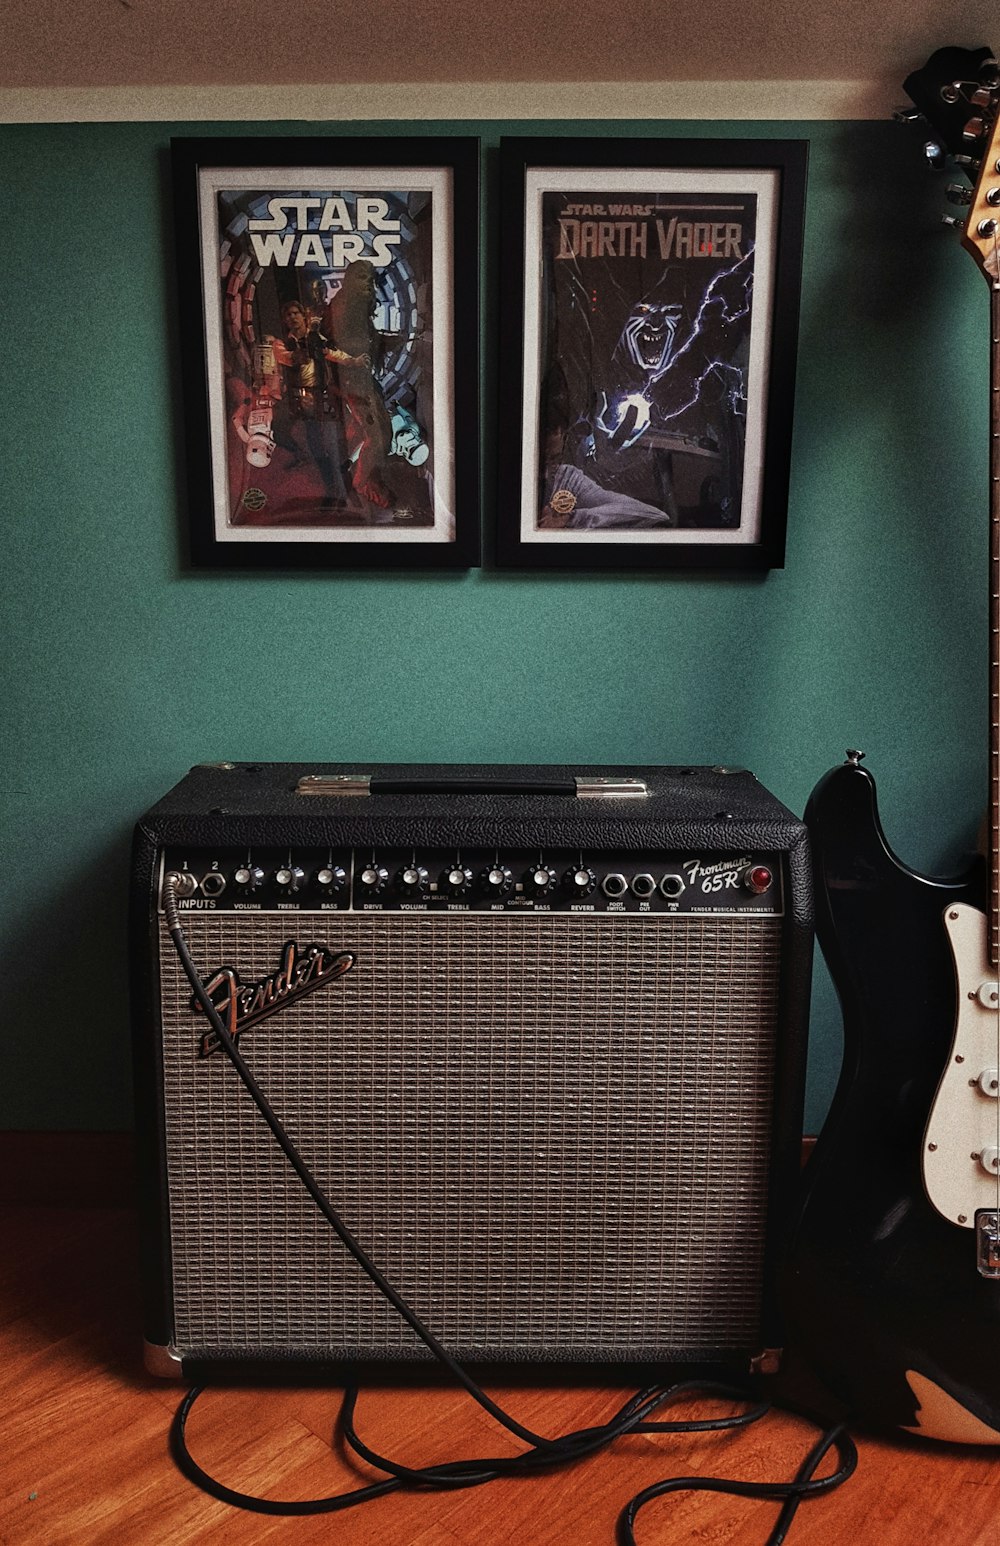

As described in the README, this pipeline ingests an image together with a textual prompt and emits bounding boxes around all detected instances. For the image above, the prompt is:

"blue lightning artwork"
[538,190,758,532]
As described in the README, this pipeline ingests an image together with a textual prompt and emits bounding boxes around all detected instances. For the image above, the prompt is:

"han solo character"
[274,299,366,507]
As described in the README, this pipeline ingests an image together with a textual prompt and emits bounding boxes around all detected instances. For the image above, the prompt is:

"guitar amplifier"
[130,762,812,1379]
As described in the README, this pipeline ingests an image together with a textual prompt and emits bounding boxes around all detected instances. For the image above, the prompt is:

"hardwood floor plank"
[4,1200,1000,1546]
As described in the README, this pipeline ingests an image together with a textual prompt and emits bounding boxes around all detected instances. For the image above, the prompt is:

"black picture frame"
[171,136,480,568]
[495,137,807,570]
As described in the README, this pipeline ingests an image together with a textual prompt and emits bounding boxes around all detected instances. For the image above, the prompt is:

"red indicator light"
[746,866,773,895]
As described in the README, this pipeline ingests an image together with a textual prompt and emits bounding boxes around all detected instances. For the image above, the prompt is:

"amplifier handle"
[295,774,649,799]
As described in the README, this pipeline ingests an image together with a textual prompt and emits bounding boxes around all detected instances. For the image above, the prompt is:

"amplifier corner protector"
[750,1347,783,1376]
[144,1339,184,1379]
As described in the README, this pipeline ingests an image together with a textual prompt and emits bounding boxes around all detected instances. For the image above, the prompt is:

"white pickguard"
[923,903,1000,1226]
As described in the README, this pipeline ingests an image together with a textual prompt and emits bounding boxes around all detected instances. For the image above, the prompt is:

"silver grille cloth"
[157,912,782,1362]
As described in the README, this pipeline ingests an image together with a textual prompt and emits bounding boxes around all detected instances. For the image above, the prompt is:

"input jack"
[165,871,197,899]
[200,871,227,898]
[630,873,656,898]
[601,873,628,898]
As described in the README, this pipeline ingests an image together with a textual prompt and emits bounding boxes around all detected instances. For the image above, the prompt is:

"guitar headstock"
[901,45,1000,284]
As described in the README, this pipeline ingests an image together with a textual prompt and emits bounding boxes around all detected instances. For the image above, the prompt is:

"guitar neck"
[901,48,1000,964]
[990,284,1000,967]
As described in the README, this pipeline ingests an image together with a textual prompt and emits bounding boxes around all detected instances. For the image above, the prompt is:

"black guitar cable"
[162,878,857,1541]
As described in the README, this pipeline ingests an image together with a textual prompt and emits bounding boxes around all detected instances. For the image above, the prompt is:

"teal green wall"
[0,117,987,1132]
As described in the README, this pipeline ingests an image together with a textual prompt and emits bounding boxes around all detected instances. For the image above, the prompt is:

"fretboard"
[990,284,1000,967]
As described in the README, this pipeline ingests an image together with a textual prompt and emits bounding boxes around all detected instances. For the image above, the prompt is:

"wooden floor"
[3,1202,1000,1546]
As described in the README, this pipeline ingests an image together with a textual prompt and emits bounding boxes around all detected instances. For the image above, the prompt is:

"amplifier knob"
[565,866,597,897]
[275,865,305,893]
[234,865,265,891]
[441,865,473,896]
[316,865,347,892]
[480,865,513,896]
[525,865,558,895]
[397,864,429,896]
[359,864,389,895]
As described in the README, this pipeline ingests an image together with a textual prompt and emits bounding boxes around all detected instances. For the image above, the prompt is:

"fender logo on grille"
[193,942,355,1058]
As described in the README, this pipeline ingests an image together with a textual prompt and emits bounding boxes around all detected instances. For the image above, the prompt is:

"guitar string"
[955,95,1000,1242]
[954,102,1000,1254]
[989,262,995,1230]
[950,77,1000,1248]
[947,76,1000,1244]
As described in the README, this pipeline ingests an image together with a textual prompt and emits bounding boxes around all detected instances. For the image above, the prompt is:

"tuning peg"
[893,105,926,124]
[946,182,975,205]
[941,214,966,228]
[980,58,1000,87]
[924,140,948,168]
[963,115,987,141]
[952,153,981,169]
[972,86,998,107]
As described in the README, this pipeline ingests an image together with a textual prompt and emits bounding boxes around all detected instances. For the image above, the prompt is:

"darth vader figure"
[546,249,754,528]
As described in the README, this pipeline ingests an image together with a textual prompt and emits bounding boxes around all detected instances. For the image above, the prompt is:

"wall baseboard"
[0,1131,136,1207]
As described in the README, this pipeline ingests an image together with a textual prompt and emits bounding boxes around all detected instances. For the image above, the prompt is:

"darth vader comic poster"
[196,165,456,546]
[523,169,781,547]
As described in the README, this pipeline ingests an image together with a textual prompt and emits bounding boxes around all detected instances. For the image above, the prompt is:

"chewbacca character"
[323,260,395,509]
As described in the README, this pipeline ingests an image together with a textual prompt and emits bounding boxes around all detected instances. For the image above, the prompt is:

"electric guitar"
[785,46,1000,1442]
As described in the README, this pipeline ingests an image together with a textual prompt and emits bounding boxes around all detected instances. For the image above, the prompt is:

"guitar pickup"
[975,1211,1000,1278]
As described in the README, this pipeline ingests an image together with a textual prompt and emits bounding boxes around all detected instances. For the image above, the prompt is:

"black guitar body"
[784,756,1000,1441]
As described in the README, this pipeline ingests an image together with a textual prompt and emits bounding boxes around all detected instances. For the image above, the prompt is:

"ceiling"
[2,0,996,92]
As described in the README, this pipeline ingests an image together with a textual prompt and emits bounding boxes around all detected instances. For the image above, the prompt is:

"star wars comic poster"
[197,165,455,545]
[522,168,780,546]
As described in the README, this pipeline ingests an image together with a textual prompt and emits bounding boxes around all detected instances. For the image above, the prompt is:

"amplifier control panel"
[159,848,784,916]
